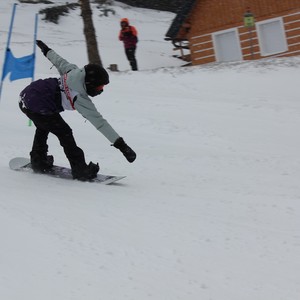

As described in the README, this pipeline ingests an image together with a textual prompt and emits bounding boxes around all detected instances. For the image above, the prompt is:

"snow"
[0,1,300,299]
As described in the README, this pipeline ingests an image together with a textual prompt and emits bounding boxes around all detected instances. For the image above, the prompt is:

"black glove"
[113,137,136,163]
[36,40,51,56]
[123,31,133,37]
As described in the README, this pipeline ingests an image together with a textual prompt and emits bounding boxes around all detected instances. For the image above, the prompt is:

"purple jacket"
[20,78,62,114]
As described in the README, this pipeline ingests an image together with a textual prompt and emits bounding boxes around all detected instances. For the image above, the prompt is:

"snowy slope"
[0,1,300,300]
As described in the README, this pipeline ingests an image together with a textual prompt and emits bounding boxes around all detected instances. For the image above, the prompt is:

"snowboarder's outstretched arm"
[36,40,77,75]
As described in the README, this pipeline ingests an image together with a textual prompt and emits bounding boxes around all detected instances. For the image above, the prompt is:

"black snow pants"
[19,103,87,171]
[125,47,138,71]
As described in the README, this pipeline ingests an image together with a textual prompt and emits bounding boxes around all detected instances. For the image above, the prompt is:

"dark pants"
[125,47,138,71]
[19,103,87,170]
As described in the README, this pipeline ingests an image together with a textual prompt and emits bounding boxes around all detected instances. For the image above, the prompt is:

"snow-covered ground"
[0,1,300,300]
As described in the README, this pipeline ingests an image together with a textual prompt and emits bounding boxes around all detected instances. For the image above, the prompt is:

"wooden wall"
[186,0,300,65]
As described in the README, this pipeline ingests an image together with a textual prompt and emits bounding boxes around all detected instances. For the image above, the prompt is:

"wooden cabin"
[165,0,300,65]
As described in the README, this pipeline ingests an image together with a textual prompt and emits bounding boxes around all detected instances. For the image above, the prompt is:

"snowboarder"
[19,40,136,181]
[119,18,138,71]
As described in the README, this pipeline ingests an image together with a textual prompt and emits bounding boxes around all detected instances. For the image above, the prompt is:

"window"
[256,17,288,56]
[212,28,243,62]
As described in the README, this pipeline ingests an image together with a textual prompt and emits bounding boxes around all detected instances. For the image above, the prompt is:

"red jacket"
[119,20,138,49]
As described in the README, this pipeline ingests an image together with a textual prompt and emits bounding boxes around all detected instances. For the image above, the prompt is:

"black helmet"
[84,64,109,97]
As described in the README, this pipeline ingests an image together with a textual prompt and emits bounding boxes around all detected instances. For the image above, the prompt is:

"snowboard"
[9,157,126,185]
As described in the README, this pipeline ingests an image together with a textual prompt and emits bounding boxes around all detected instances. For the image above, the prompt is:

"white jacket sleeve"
[46,50,78,75]
[74,95,120,143]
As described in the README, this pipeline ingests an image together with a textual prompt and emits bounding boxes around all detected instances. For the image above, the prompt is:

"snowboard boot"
[72,161,99,181]
[30,152,54,173]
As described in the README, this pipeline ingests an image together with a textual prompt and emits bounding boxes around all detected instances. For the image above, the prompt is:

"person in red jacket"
[119,18,138,71]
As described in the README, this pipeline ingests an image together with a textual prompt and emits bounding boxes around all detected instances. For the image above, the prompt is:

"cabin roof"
[165,0,197,40]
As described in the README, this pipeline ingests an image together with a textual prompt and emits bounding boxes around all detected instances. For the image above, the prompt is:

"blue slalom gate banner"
[0,3,38,100]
